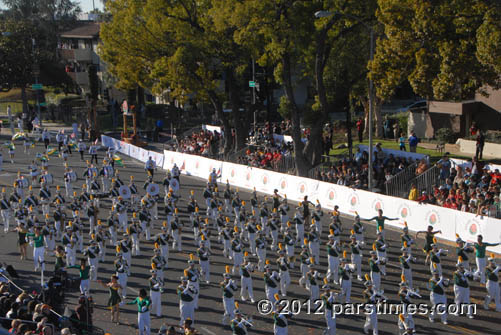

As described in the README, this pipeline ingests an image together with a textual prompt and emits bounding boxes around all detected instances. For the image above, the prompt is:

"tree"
[369,0,500,102]
[0,19,41,115]
[100,0,253,155]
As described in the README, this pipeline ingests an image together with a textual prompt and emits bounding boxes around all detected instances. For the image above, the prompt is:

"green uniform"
[26,233,44,248]
[68,265,90,280]
[127,297,151,312]
[475,242,499,258]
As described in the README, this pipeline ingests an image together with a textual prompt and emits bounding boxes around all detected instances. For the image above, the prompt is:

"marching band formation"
[1,138,500,335]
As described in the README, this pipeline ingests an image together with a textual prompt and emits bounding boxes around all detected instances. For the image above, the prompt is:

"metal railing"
[410,164,441,196]
[274,155,296,174]
[384,162,418,198]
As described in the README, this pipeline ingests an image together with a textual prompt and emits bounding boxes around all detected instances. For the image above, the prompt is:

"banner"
[358,144,428,162]
[106,135,501,254]
[202,125,223,134]
[148,150,164,169]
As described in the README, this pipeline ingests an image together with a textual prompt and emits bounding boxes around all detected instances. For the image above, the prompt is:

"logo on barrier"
[262,174,269,185]
[280,177,287,190]
[397,204,411,218]
[349,193,360,207]
[246,172,251,181]
[372,198,384,211]
[170,157,174,164]
[298,182,307,195]
[195,161,199,170]
[327,188,336,201]
[466,219,481,237]
[230,169,236,178]
[425,210,440,225]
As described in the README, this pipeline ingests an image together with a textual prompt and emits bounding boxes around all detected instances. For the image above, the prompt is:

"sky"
[80,0,104,12]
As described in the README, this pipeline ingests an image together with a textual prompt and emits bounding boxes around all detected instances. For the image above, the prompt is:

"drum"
[146,183,160,196]
[69,171,77,182]
[119,185,131,199]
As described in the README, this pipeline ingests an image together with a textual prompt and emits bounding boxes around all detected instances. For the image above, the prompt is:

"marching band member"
[474,234,500,284]
[399,247,416,289]
[116,196,128,231]
[321,279,337,335]
[149,267,163,317]
[1,190,11,233]
[415,225,442,265]
[42,216,55,255]
[278,197,289,233]
[126,288,151,335]
[115,251,130,299]
[429,242,447,277]
[107,211,118,246]
[250,188,258,215]
[145,156,156,178]
[361,209,398,239]
[283,225,295,268]
[401,223,414,256]
[312,201,323,235]
[307,224,320,264]
[277,248,291,297]
[272,304,291,335]
[339,253,353,303]
[306,262,321,301]
[255,229,266,271]
[171,162,180,181]
[349,233,363,281]
[151,247,167,282]
[299,245,311,288]
[398,274,420,334]
[162,171,171,195]
[326,236,340,284]
[223,181,232,214]
[139,204,152,240]
[118,235,133,275]
[221,266,238,325]
[231,309,253,335]
[428,265,449,325]
[264,261,280,306]
[268,212,280,251]
[245,215,258,254]
[231,229,244,274]
[26,226,45,272]
[77,139,86,160]
[456,235,474,270]
[154,225,170,268]
[28,160,39,186]
[293,206,304,247]
[484,255,501,311]
[453,261,474,318]
[178,275,196,326]
[221,224,232,258]
[129,176,139,210]
[363,275,386,335]
[62,226,76,266]
[128,216,142,256]
[186,256,201,309]
[87,201,98,235]
[197,238,211,283]
[171,208,183,251]
[64,167,74,198]
[67,258,91,296]
[240,252,255,303]
[353,214,365,244]
[369,251,384,292]
[374,230,387,275]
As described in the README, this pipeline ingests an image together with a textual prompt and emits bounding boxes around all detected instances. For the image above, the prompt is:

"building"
[408,87,501,139]
[58,21,102,95]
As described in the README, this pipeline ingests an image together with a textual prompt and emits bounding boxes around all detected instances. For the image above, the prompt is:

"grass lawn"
[328,139,491,164]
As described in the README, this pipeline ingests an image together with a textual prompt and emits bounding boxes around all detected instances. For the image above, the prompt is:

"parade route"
[0,140,499,335]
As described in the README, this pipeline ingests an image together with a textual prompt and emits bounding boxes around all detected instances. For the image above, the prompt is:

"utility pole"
[368,29,374,191]
[32,38,42,128]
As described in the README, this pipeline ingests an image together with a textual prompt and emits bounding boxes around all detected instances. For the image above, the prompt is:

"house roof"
[61,22,100,39]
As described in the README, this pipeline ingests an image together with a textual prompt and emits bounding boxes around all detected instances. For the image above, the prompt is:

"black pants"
[475,145,484,160]
[358,130,363,142]
[67,145,72,154]
[58,142,63,151]
[44,139,49,149]
[91,154,98,164]
[79,151,84,160]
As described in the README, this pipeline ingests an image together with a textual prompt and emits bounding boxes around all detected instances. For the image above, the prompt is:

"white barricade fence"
[202,125,223,134]
[101,135,130,156]
[148,150,164,169]
[358,144,429,162]
[101,135,501,254]
[450,158,501,172]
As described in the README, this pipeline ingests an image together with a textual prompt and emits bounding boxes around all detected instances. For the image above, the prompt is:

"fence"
[410,164,441,195]
[384,162,418,198]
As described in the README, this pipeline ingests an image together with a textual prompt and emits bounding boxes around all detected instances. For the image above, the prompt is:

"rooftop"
[60,21,100,39]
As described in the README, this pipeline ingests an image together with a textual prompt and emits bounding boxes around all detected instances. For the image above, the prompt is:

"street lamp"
[314,10,375,191]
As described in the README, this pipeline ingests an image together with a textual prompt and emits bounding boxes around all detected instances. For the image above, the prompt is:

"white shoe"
[429,317,434,323]
[442,320,448,325]
[468,315,474,319]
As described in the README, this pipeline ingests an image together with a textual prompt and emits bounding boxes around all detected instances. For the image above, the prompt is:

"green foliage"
[370,0,501,101]
[435,127,455,144]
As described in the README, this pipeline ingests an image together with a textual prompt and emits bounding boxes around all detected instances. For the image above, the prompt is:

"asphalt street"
[0,138,499,335]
